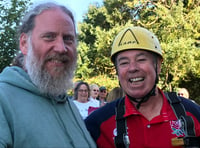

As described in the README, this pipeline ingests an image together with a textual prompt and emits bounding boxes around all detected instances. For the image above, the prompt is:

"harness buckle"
[171,137,184,146]
[123,134,130,148]
[171,136,200,147]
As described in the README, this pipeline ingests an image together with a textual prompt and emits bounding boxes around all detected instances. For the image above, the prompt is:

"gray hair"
[18,2,76,35]
[90,84,99,90]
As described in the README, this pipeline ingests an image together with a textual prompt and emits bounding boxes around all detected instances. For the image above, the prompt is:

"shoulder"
[85,98,123,123]
[85,98,122,141]
[180,97,200,122]
[73,100,81,106]
[180,96,200,111]
[164,92,200,122]
[86,98,121,121]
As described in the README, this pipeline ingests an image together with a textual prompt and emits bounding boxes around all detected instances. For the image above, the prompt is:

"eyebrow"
[118,52,147,61]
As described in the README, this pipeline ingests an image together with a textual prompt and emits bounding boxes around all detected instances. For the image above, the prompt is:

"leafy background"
[0,0,200,103]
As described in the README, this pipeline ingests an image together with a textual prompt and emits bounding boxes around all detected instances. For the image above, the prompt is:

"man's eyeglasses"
[100,90,107,93]
[78,89,88,93]
[93,89,99,92]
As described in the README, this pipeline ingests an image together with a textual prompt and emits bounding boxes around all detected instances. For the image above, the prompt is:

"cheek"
[78,93,81,98]
[117,68,126,80]
[146,65,157,82]
[67,45,77,57]
[32,42,46,61]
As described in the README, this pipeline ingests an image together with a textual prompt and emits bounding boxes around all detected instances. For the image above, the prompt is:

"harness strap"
[114,93,200,147]
[165,92,200,147]
[114,97,129,148]
[164,92,195,136]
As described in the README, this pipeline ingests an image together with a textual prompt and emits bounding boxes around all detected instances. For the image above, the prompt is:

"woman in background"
[73,81,93,119]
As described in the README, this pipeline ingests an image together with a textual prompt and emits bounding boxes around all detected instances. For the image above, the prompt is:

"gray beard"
[25,38,77,98]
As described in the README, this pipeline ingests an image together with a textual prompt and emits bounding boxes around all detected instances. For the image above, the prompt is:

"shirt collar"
[124,88,170,122]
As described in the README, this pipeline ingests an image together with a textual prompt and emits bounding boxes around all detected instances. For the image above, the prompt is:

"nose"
[54,37,67,53]
[128,61,139,72]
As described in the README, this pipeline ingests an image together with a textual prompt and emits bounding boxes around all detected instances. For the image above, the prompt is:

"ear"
[157,58,163,74]
[19,33,28,55]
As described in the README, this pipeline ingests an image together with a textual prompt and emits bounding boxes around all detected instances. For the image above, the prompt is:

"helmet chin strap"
[127,83,157,109]
[126,61,159,109]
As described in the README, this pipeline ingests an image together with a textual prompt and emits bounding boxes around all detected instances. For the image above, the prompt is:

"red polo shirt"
[95,90,200,148]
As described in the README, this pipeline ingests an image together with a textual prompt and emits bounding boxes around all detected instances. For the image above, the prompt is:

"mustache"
[44,53,71,63]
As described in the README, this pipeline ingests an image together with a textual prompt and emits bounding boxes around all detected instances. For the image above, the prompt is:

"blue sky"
[31,0,103,24]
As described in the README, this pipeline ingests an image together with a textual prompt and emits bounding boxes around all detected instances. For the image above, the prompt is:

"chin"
[48,68,66,78]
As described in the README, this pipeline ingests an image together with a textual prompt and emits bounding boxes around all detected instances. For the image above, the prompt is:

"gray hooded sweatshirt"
[0,66,96,148]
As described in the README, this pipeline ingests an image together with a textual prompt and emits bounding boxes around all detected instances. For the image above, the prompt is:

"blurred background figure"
[178,88,189,98]
[73,81,93,119]
[97,86,108,107]
[89,84,100,107]
[107,87,125,103]
[178,87,197,103]
[68,81,81,99]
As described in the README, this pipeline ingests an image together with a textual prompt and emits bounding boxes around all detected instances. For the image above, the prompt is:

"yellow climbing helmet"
[111,26,163,63]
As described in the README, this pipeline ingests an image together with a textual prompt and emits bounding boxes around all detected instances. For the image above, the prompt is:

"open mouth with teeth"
[129,77,144,83]
[45,57,70,67]
[50,59,67,64]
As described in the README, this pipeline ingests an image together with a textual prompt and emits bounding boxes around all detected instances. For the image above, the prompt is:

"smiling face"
[19,8,77,96]
[77,84,89,103]
[90,86,99,99]
[116,50,161,99]
[21,8,76,77]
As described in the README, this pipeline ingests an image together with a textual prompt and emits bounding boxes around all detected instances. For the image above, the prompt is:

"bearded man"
[0,2,96,148]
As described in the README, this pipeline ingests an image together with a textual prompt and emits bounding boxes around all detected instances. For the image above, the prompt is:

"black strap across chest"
[114,97,129,148]
[164,92,195,136]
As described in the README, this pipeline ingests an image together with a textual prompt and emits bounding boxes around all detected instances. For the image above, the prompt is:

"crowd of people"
[70,81,124,119]
[0,1,199,148]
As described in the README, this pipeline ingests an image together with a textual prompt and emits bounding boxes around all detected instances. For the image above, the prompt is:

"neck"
[77,99,88,103]
[91,97,96,99]
[99,97,105,101]
[131,88,163,121]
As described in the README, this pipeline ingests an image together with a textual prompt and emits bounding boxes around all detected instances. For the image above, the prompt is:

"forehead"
[92,86,99,89]
[179,89,186,93]
[33,8,75,34]
[79,84,87,89]
[100,89,106,92]
[117,50,153,60]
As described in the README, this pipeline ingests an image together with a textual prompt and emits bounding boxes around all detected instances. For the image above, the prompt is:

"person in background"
[89,84,100,107]
[98,86,108,107]
[68,80,81,99]
[73,81,96,119]
[178,88,189,98]
[85,26,200,147]
[0,2,96,148]
[88,84,100,114]
[178,87,197,104]
[107,87,125,103]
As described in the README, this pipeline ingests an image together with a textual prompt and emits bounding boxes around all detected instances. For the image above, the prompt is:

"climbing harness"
[114,92,200,148]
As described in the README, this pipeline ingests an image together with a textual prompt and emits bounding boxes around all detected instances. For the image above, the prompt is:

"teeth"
[51,60,62,63]
[130,77,144,82]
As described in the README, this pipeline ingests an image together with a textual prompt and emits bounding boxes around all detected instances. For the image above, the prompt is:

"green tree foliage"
[77,0,200,100]
[0,0,31,72]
